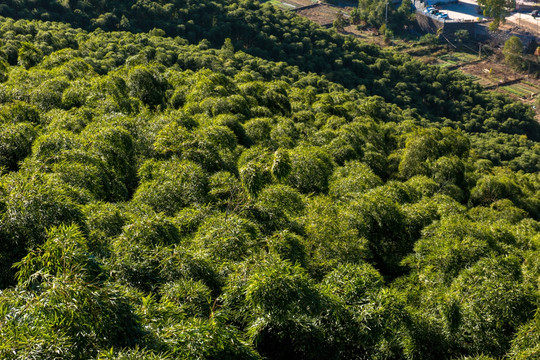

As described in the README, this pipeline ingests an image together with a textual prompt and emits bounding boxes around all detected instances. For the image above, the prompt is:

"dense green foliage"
[477,0,516,30]
[356,0,414,33]
[503,36,525,71]
[0,0,539,358]
[0,0,539,140]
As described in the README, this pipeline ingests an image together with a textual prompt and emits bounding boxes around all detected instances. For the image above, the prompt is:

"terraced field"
[502,81,540,99]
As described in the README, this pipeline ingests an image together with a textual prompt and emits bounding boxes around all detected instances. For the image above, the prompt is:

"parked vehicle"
[532,10,539,18]
[438,12,449,19]
[424,6,434,14]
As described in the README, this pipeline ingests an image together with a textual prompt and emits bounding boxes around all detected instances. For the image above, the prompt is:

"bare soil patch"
[296,3,352,26]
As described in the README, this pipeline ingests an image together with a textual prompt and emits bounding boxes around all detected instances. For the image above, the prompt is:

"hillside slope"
[0,3,539,359]
[1,0,540,138]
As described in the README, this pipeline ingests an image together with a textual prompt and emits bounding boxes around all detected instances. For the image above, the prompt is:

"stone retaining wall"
[416,12,477,39]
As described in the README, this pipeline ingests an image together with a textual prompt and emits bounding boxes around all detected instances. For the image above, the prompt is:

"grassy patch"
[267,0,295,8]
[463,73,479,81]
[438,51,478,65]
[439,54,460,64]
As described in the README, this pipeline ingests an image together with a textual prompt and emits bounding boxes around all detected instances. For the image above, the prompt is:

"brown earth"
[296,3,353,26]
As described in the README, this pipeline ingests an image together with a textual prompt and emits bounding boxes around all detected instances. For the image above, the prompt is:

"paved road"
[419,0,486,22]
[439,0,486,22]
[422,0,540,34]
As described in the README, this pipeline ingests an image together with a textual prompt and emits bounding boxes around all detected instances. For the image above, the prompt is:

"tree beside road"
[477,0,516,29]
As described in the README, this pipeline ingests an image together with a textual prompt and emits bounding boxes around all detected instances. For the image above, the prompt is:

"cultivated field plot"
[263,0,315,9]
[502,81,540,99]
[296,3,352,26]
[266,0,296,9]
[458,59,540,102]
[283,0,316,7]
[437,52,478,67]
